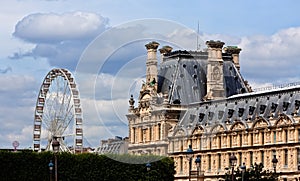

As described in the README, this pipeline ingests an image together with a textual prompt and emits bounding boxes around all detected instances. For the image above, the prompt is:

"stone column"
[227,135,231,148]
[248,133,252,146]
[295,128,299,142]
[205,40,225,100]
[159,45,172,62]
[224,46,242,71]
[139,127,142,143]
[145,41,159,89]
[130,127,135,143]
[259,131,263,145]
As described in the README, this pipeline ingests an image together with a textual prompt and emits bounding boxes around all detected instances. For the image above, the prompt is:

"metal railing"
[253,81,300,92]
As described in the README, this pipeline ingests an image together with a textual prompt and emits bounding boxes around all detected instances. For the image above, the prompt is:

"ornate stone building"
[126,40,300,180]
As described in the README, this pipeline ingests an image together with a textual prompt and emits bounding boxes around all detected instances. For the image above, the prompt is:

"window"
[239,152,242,166]
[189,139,193,148]
[149,127,152,141]
[297,148,300,170]
[208,154,211,171]
[284,149,288,167]
[172,141,174,152]
[273,131,276,143]
[218,153,221,170]
[199,137,202,150]
[132,127,136,143]
[261,131,264,145]
[180,156,183,173]
[239,134,243,146]
[272,150,276,158]
[250,151,253,165]
[219,135,222,148]
[158,124,161,140]
[285,130,288,143]
[180,140,183,152]
[261,150,264,165]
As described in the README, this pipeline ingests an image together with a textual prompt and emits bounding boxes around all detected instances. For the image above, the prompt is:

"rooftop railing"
[253,82,300,92]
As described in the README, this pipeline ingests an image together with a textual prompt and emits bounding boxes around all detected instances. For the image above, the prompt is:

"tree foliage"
[223,163,278,181]
[0,151,175,181]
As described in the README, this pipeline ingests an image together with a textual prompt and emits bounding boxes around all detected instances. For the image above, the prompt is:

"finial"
[129,95,135,108]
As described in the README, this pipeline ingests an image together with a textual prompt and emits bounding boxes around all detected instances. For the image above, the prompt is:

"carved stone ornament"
[145,41,159,50]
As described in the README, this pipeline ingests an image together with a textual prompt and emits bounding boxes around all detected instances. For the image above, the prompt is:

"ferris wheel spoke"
[33,68,83,153]
[57,104,74,134]
[57,80,69,117]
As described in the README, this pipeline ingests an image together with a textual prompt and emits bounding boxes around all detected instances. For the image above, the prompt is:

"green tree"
[0,151,175,181]
[223,163,278,181]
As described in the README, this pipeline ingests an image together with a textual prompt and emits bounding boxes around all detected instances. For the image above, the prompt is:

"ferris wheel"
[33,68,83,153]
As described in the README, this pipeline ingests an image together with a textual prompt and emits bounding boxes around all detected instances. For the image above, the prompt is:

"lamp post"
[240,162,246,181]
[146,162,151,181]
[229,153,237,181]
[52,138,60,181]
[272,155,278,173]
[186,145,194,181]
[48,160,54,181]
[195,156,201,181]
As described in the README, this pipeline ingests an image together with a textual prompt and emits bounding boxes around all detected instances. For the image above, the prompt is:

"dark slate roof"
[157,50,248,105]
[172,84,300,136]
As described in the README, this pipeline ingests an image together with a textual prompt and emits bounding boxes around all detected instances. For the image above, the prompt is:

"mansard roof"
[172,83,300,137]
[157,50,248,105]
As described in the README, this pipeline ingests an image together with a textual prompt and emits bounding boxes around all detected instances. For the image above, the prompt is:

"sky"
[1,0,300,149]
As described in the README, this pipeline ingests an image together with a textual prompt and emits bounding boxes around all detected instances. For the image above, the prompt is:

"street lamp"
[186,145,194,181]
[272,155,278,173]
[146,162,151,171]
[195,156,201,181]
[229,153,237,181]
[240,162,246,181]
[52,138,60,181]
[146,163,151,181]
[48,160,54,181]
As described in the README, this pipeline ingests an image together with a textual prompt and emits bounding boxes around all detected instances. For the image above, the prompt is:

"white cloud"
[13,11,109,43]
[238,27,300,86]
[10,12,110,70]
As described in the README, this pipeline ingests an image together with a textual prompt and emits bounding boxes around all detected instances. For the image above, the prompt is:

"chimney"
[145,41,159,88]
[159,45,173,62]
[224,46,242,71]
[205,40,225,100]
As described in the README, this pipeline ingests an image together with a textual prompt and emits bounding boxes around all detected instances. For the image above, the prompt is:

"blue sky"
[1,0,300,149]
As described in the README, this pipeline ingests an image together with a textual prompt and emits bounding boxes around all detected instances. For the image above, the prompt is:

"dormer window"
[238,108,244,117]
[208,112,214,120]
[249,106,255,115]
[260,105,266,114]
[295,100,300,110]
[271,103,278,113]
[199,113,205,122]
[228,109,234,118]
[283,101,290,111]
[218,111,224,119]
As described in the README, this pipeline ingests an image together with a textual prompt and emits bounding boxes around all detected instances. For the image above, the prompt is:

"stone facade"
[127,40,300,180]
[95,136,128,154]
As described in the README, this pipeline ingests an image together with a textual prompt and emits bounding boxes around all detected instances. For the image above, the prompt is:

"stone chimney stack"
[224,46,242,71]
[145,41,159,88]
[205,40,225,100]
[159,45,173,62]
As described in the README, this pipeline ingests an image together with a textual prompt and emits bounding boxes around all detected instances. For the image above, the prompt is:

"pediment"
[253,119,268,129]
[211,124,225,133]
[275,118,292,127]
[231,122,245,131]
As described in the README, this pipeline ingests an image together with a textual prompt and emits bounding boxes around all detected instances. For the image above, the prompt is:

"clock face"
[12,141,19,148]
